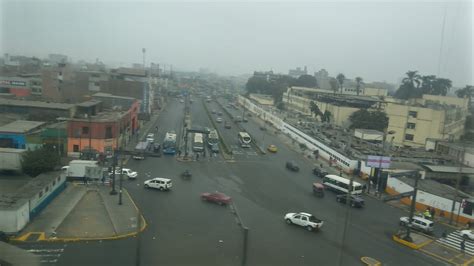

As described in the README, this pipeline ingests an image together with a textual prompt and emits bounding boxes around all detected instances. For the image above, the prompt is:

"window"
[53,180,56,186]
[408,111,418,118]
[73,145,79,152]
[407,123,416,129]
[39,191,43,198]
[405,134,414,141]
[82,126,89,134]
[45,186,49,192]
[105,126,113,138]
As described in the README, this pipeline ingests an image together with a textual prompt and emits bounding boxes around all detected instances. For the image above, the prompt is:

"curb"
[11,189,148,243]
[392,235,433,250]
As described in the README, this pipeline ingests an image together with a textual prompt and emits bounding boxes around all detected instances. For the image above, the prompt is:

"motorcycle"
[181,170,192,180]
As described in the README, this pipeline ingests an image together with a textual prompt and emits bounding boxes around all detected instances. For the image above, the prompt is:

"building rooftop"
[422,164,474,174]
[0,171,62,210]
[0,120,45,133]
[355,129,383,135]
[93,92,136,101]
[0,98,75,110]
[115,67,147,77]
[70,110,128,122]
[76,100,101,108]
[397,175,472,200]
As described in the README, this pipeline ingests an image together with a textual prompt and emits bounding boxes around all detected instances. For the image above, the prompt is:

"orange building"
[66,100,139,157]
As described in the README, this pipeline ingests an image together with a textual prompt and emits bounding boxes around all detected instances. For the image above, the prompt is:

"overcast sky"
[1,0,472,86]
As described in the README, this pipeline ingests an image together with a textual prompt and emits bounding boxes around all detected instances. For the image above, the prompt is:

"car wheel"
[337,197,341,202]
[218,202,224,206]
[400,221,406,226]
[144,184,149,188]
[286,219,292,225]
[350,202,355,207]
[306,226,313,232]
[159,187,164,191]
[463,235,469,240]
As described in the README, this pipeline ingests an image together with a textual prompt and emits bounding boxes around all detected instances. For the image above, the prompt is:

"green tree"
[349,109,389,132]
[294,74,318,88]
[456,85,473,107]
[395,70,422,99]
[309,101,324,119]
[355,76,363,96]
[322,110,331,123]
[432,78,451,96]
[336,73,345,94]
[329,78,338,95]
[420,75,436,94]
[21,145,61,177]
[245,76,270,94]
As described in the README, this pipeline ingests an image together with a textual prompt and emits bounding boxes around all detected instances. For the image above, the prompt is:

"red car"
[201,192,232,205]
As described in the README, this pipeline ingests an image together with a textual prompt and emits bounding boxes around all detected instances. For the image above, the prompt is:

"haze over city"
[1,0,472,86]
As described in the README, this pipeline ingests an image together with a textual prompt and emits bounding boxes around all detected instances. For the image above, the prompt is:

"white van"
[399,216,434,234]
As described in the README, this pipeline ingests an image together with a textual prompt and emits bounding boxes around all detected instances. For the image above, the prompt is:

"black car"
[153,143,161,152]
[336,194,365,208]
[286,161,300,172]
[312,167,328,178]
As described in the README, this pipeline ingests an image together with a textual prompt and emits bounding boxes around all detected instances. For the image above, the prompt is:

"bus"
[193,133,204,152]
[238,132,252,148]
[163,131,177,155]
[207,130,219,147]
[322,174,363,195]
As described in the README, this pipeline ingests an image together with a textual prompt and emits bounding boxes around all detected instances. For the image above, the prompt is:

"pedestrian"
[423,208,431,220]
[83,175,88,185]
[196,153,199,160]
[430,207,436,220]
[320,163,323,169]
[178,149,182,156]
[461,239,466,254]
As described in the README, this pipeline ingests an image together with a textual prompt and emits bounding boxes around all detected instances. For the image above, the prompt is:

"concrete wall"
[386,175,473,224]
[29,175,66,219]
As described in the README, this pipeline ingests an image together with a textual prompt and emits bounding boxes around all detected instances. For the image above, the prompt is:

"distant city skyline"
[1,1,472,86]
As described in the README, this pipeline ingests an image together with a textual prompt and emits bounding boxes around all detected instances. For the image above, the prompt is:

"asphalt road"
[14,96,445,266]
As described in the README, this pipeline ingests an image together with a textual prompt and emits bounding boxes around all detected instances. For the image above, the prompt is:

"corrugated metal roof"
[0,120,45,133]
[422,164,474,174]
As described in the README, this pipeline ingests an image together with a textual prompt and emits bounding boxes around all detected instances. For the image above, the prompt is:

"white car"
[216,117,223,123]
[110,168,138,179]
[399,216,434,233]
[461,229,474,241]
[144,177,172,191]
[284,212,324,232]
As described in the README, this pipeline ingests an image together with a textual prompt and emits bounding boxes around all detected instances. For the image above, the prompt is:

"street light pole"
[119,148,123,205]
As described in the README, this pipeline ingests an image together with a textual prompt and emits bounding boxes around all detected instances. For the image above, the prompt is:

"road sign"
[383,191,415,202]
[367,155,391,168]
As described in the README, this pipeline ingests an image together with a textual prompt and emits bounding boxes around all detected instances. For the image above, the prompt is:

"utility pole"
[405,173,420,241]
[449,149,464,225]
[118,147,123,205]
[338,174,355,266]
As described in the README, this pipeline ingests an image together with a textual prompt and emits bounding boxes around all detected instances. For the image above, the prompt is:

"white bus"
[322,174,363,195]
[193,133,204,152]
[238,132,251,148]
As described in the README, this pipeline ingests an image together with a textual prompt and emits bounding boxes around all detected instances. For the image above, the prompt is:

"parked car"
[284,212,324,232]
[235,116,243,122]
[144,177,172,191]
[211,109,217,114]
[110,168,138,179]
[267,144,278,153]
[216,117,223,123]
[217,112,223,116]
[312,167,328,178]
[461,229,474,240]
[224,122,231,129]
[336,194,365,208]
[153,143,161,152]
[201,192,232,205]
[399,216,434,234]
[286,161,300,172]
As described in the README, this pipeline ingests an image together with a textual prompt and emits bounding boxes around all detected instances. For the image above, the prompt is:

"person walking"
[430,207,436,220]
[460,239,466,255]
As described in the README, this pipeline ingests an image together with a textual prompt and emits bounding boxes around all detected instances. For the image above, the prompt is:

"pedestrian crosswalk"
[27,247,64,264]
[437,231,474,256]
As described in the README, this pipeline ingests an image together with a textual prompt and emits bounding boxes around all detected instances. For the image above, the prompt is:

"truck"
[61,160,103,181]
[0,148,26,171]
[133,141,149,160]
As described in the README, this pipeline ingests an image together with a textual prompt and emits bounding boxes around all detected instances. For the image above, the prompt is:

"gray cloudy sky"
[1,0,472,86]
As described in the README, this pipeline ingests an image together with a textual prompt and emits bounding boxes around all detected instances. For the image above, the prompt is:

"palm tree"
[336,73,345,94]
[309,101,324,119]
[402,70,421,88]
[355,77,363,96]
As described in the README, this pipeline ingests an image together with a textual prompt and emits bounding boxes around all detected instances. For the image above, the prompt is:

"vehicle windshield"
[1,1,470,266]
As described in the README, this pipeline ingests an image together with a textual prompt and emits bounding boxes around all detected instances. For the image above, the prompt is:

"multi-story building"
[41,63,89,103]
[66,98,140,157]
[282,86,381,126]
[314,69,330,90]
[288,66,307,78]
[0,98,76,119]
[385,95,469,147]
[100,67,154,114]
[0,120,46,149]
[78,70,109,92]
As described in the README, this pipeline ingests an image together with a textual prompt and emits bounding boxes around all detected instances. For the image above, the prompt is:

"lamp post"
[375,130,395,197]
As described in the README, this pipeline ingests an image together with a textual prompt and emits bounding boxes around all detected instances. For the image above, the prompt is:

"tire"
[463,235,469,240]
[337,197,341,202]
[306,226,313,232]
[400,221,406,226]
[218,202,224,206]
[144,184,149,188]
[286,219,292,225]
[350,202,355,208]
[159,187,164,191]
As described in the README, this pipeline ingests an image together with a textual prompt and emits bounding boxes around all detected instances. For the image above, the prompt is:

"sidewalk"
[14,183,146,242]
